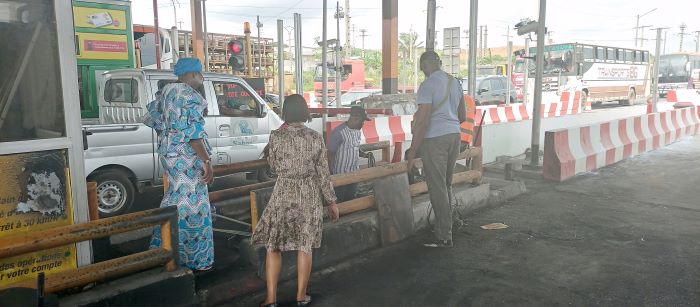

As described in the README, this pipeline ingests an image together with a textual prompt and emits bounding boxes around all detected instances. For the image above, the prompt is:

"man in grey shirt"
[407,51,467,248]
[328,106,370,201]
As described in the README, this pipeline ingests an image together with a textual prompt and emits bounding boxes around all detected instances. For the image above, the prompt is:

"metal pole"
[634,14,639,47]
[652,28,663,113]
[695,31,700,52]
[345,0,351,57]
[171,26,179,63]
[506,40,512,105]
[414,44,418,91]
[531,0,546,166]
[322,0,328,133]
[184,32,190,57]
[202,0,209,71]
[153,0,161,69]
[426,0,436,51]
[523,36,530,105]
[336,1,342,108]
[257,16,262,77]
[663,30,667,54]
[468,0,478,96]
[294,13,303,94]
[277,20,284,102]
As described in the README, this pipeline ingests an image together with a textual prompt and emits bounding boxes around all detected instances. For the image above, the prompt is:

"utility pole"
[345,0,351,57]
[639,25,652,47]
[478,25,483,59]
[335,1,343,107]
[257,16,262,77]
[663,30,667,55]
[351,24,357,51]
[484,25,488,58]
[695,30,700,52]
[634,8,657,47]
[531,0,546,166]
[652,28,666,114]
[426,0,436,51]
[322,0,328,135]
[468,0,478,97]
[506,27,512,105]
[360,29,368,57]
[679,23,687,52]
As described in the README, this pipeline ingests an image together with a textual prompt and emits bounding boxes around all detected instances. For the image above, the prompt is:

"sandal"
[259,301,277,307]
[296,294,312,306]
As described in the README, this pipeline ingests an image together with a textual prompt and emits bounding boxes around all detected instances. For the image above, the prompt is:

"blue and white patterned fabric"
[144,83,214,270]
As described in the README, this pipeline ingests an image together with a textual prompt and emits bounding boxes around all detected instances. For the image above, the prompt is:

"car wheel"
[90,170,136,218]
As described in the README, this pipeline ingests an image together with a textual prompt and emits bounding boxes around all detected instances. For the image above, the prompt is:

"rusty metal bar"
[213,158,268,177]
[0,206,177,259]
[209,180,275,203]
[308,108,393,116]
[87,181,99,221]
[12,249,171,293]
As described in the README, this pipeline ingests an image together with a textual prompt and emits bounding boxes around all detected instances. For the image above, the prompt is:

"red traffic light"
[228,40,244,54]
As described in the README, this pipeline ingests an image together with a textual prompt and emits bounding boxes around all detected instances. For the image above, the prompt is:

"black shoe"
[423,237,453,248]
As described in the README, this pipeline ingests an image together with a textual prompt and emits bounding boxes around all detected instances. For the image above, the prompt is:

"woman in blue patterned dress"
[143,58,215,271]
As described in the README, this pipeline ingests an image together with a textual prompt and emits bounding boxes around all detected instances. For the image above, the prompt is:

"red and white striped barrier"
[543,108,700,181]
[666,89,700,118]
[475,103,530,125]
[472,91,582,125]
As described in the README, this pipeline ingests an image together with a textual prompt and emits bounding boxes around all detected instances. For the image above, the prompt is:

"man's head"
[419,51,442,77]
[174,57,204,89]
[347,106,370,129]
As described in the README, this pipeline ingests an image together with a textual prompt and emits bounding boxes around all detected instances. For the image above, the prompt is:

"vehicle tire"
[90,170,135,218]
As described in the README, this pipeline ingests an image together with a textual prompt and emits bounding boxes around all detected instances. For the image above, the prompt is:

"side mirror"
[258,103,268,118]
[478,88,489,94]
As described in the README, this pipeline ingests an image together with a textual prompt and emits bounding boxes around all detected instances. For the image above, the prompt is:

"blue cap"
[174,57,202,76]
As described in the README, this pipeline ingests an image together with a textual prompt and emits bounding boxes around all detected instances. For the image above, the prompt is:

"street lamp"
[635,8,657,47]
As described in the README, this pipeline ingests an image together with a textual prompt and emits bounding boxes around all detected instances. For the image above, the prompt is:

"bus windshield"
[659,54,690,84]
[528,44,575,76]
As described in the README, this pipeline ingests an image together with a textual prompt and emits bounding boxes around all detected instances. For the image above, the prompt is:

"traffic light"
[228,39,245,72]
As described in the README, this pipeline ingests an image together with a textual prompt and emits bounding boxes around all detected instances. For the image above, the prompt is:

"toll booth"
[0,0,90,290]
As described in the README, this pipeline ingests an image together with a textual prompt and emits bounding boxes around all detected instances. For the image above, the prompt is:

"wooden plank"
[209,181,275,202]
[0,207,177,259]
[87,181,99,221]
[338,196,375,216]
[11,249,171,293]
[250,187,275,230]
[409,170,482,196]
[374,174,413,245]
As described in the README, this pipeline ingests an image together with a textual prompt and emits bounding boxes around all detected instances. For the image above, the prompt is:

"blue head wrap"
[174,57,202,76]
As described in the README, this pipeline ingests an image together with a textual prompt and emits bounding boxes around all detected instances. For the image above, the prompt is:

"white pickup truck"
[83,69,283,217]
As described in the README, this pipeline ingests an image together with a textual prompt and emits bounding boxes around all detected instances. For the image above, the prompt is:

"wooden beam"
[208,180,275,203]
[382,0,399,94]
[190,0,205,63]
[409,170,482,196]
[0,207,177,259]
[87,181,99,221]
[338,195,375,216]
[213,159,268,177]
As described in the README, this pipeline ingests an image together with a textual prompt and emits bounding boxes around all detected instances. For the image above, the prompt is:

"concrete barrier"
[666,89,700,118]
[474,90,582,125]
[543,108,700,181]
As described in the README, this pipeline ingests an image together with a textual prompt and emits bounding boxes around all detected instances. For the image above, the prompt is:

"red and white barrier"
[543,108,700,181]
[473,90,582,125]
[666,89,700,118]
[326,115,414,162]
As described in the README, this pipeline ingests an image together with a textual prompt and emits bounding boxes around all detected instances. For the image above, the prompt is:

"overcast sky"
[132,0,700,54]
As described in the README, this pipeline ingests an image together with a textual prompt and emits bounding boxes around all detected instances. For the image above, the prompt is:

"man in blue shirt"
[407,51,467,248]
[328,106,370,201]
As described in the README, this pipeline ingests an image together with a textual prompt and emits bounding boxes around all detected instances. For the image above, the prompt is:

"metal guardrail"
[0,207,179,293]
[308,108,394,116]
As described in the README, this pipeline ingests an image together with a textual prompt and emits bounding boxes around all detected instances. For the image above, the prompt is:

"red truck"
[314,58,367,100]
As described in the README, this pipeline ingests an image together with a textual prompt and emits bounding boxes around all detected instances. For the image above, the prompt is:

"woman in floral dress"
[143,58,215,271]
[252,94,339,307]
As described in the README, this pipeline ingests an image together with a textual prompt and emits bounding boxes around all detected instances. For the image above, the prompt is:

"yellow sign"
[0,150,77,288]
[77,32,129,61]
[73,6,128,31]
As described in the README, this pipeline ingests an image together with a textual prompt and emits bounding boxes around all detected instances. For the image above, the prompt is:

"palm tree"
[398,29,423,92]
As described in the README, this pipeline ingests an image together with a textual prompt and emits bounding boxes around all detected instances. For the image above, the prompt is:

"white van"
[83,69,283,217]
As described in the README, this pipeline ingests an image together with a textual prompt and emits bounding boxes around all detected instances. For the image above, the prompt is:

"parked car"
[328,89,382,107]
[83,69,283,217]
[461,75,517,105]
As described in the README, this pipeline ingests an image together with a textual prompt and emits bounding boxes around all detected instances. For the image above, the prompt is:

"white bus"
[528,43,650,105]
[658,52,700,97]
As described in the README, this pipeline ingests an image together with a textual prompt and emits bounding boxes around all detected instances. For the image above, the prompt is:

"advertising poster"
[73,6,128,31]
[0,150,77,288]
[76,32,129,61]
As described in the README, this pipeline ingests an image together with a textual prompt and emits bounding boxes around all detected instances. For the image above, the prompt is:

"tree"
[398,30,424,91]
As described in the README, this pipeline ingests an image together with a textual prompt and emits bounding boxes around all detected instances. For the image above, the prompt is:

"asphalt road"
[226,135,700,307]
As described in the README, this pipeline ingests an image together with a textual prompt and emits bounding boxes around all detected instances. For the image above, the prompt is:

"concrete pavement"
[225,135,700,307]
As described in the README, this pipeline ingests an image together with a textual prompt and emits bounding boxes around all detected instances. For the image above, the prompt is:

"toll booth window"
[212,81,258,118]
[104,79,138,104]
[0,0,66,142]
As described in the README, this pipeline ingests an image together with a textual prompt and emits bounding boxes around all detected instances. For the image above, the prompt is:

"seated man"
[327,106,370,202]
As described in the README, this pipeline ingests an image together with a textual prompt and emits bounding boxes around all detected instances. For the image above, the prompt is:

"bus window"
[596,47,605,61]
[625,50,634,63]
[643,51,649,63]
[606,48,615,61]
[635,51,641,62]
[616,49,624,61]
[583,47,595,60]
